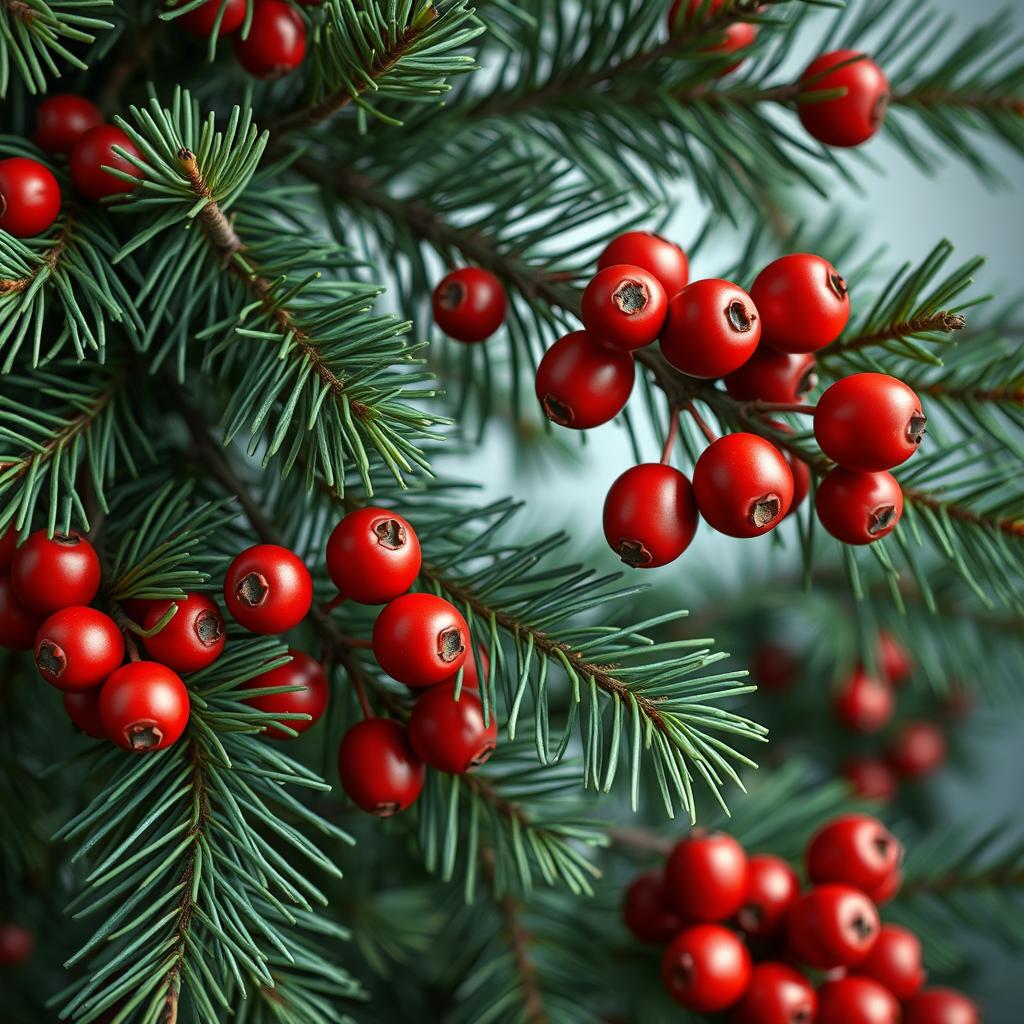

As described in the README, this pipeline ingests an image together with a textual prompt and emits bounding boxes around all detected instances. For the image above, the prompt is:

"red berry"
[10,530,101,616]
[372,592,469,688]
[876,630,912,686]
[843,757,898,802]
[223,544,312,634]
[326,507,422,604]
[0,575,42,650]
[602,463,698,568]
[457,644,490,691]
[738,854,799,938]
[535,330,635,429]
[235,0,307,77]
[815,373,926,472]
[751,254,850,354]
[786,884,880,969]
[597,231,689,298]
[0,923,34,966]
[623,870,685,944]
[789,452,811,515]
[817,976,900,1024]
[175,0,246,35]
[0,157,61,237]
[34,606,124,692]
[408,679,497,773]
[867,867,902,907]
[693,433,794,538]
[661,279,761,378]
[581,264,668,351]
[141,593,225,673]
[668,1,758,77]
[34,94,103,154]
[815,468,903,545]
[661,924,752,1013]
[0,525,15,572]
[724,348,818,404]
[63,689,106,738]
[243,649,328,739]
[432,267,507,343]
[753,643,798,692]
[853,924,926,1001]
[665,830,749,923]
[833,670,894,734]
[731,962,817,1024]
[887,720,947,780]
[798,50,890,148]
[807,814,902,892]
[70,125,144,201]
[100,661,190,751]
[904,988,981,1024]
[337,717,424,816]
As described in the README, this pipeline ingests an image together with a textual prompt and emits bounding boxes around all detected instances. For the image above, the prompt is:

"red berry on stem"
[853,923,926,1001]
[175,0,247,36]
[326,507,422,605]
[843,756,898,802]
[665,830,749,923]
[817,976,900,1024]
[11,530,101,616]
[816,468,903,545]
[223,544,312,634]
[432,267,507,343]
[373,592,469,688]
[905,988,981,1024]
[0,157,62,238]
[34,94,103,154]
[142,593,226,673]
[833,669,894,734]
[887,720,947,780]
[597,231,689,298]
[63,689,106,738]
[0,575,41,650]
[337,717,424,816]
[798,50,890,148]
[0,923,34,966]
[807,814,902,892]
[661,924,752,1013]
[581,264,668,351]
[235,0,307,77]
[100,661,190,752]
[408,679,497,773]
[623,870,685,945]
[70,125,144,201]
[243,650,328,739]
[724,348,818,404]
[876,630,912,686]
[731,962,817,1024]
[786,884,880,969]
[668,1,758,77]
[34,607,125,692]
[753,643,798,692]
[867,867,902,906]
[738,854,799,938]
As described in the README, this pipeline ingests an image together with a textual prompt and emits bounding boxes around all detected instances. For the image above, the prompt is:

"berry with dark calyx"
[786,884,880,969]
[175,0,246,36]
[817,977,900,1024]
[326,507,422,604]
[661,278,761,378]
[432,267,507,343]
[70,125,144,201]
[602,463,698,568]
[753,643,799,692]
[738,854,800,938]
[0,157,62,238]
[0,923,34,966]
[243,650,328,739]
[815,467,903,545]
[833,669,894,734]
[843,757,898,802]
[693,433,794,538]
[623,870,684,945]
[597,230,689,298]
[10,530,101,616]
[661,924,752,1013]
[0,526,15,572]
[731,962,817,1024]
[337,717,424,816]
[372,592,470,688]
[724,348,818,404]
[904,988,981,1024]
[665,830,749,923]
[141,593,226,673]
[876,630,912,686]
[34,607,125,692]
[581,264,668,351]
[853,923,926,1001]
[63,689,106,738]
[807,814,902,892]
[886,720,947,780]
[535,330,635,429]
[0,575,42,650]
[223,543,313,634]
[867,867,902,907]
[34,94,103,154]
[100,661,190,752]
[798,50,890,148]
[235,0,307,77]
[408,679,497,773]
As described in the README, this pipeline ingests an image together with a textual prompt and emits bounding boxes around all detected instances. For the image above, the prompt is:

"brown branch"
[606,824,673,857]
[0,211,75,295]
[903,486,1024,539]
[3,0,36,24]
[901,864,1024,896]
[893,90,1024,116]
[827,311,967,355]
[916,382,1024,405]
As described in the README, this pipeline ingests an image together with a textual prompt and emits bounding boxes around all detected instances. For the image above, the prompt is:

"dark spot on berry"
[542,394,574,426]
[237,571,269,607]
[194,610,224,646]
[797,364,819,399]
[438,626,466,664]
[374,518,406,550]
[54,533,81,547]
[726,299,755,333]
[438,281,465,311]
[126,721,163,751]
[750,494,782,528]
[612,279,649,315]
[868,504,898,536]
[372,801,401,817]
[670,952,696,989]
[907,412,927,445]
[615,538,653,567]
[36,640,66,679]
[793,1008,813,1024]
[737,902,764,932]
[470,741,496,769]
[851,913,875,941]
[829,272,848,300]
[872,92,890,127]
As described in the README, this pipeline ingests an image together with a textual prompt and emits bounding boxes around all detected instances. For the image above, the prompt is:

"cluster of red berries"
[624,814,980,1023]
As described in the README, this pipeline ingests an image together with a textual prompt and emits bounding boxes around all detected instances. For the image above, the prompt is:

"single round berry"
[833,669,894,734]
[432,267,507,343]
[597,231,689,298]
[798,50,890,148]
[34,94,103,154]
[408,679,497,773]
[738,854,799,938]
[223,544,313,634]
[693,433,794,538]
[0,157,61,238]
[142,593,226,673]
[602,463,699,568]
[665,830,749,923]
[326,507,422,605]
[0,575,42,650]
[876,630,912,686]
[100,661,190,752]
[70,125,144,201]
[853,923,926,1001]
[731,962,817,1024]
[815,373,926,472]
[10,530,101,616]
[175,0,247,35]
[724,348,818,404]
[786,884,880,969]
[0,923,34,966]
[34,606,124,692]
[623,870,685,945]
[661,278,761,378]
[867,867,902,907]
[904,988,981,1024]
[753,643,798,692]
[235,0,307,78]
[887,720,947,780]
[581,264,668,351]
[660,924,752,1013]
[243,649,328,739]
[807,814,902,892]
[817,976,900,1024]
[63,689,106,738]
[668,1,758,77]
[843,756,898,802]
[372,592,469,688]
[816,468,903,545]
[337,717,424,816]
[535,330,635,429]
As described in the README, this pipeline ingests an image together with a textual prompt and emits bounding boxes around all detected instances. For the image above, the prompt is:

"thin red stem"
[684,402,719,444]
[335,634,373,650]
[320,592,346,614]
[744,400,817,416]
[349,662,375,720]
[660,406,681,465]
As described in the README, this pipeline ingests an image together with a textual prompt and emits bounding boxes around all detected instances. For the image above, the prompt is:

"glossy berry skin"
[623,870,684,945]
[0,923,34,966]
[786,884,880,969]
[751,254,850,354]
[602,464,698,568]
[63,689,106,738]
[176,0,247,35]
[244,650,328,739]
[877,630,912,685]
[432,267,507,343]
[408,679,497,773]
[807,814,902,892]
[581,264,668,352]
[10,530,101,616]
[738,854,799,938]
[789,453,811,515]
[142,593,226,673]
[816,468,903,546]
[100,662,190,752]
[0,575,41,650]
[235,0,307,78]
[373,592,469,688]
[833,670,894,734]
[70,125,143,201]
[731,962,817,1024]
[693,433,794,538]
[597,231,689,298]
[798,50,890,148]
[818,977,900,1024]
[661,925,752,1013]
[535,330,634,429]
[815,373,926,472]
[887,720,947,780]
[223,544,313,634]
[843,756,898,802]
[337,717,424,816]
[665,830,749,923]
[904,989,981,1024]
[326,507,422,604]
[34,606,124,692]
[867,868,902,907]
[753,643,798,692]
[853,924,926,1001]
[0,157,61,238]
[724,348,818,404]
[34,94,103,154]
[661,278,761,378]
